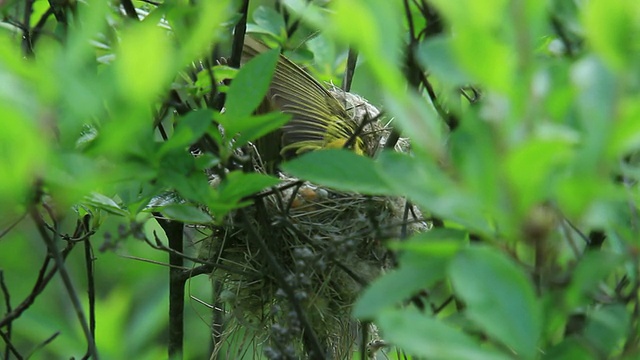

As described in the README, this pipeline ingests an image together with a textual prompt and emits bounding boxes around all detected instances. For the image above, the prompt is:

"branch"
[230,0,250,68]
[156,217,185,360]
[120,0,139,20]
[22,0,35,56]
[28,206,98,359]
[0,329,22,360]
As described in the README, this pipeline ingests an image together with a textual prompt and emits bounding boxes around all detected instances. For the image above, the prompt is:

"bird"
[241,36,369,166]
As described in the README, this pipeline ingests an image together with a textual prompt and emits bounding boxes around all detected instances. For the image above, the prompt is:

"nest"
[199,91,428,359]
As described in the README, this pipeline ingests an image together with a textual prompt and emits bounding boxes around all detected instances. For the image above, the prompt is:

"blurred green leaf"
[355,230,465,319]
[223,47,279,120]
[608,100,640,158]
[115,21,174,105]
[564,251,621,309]
[160,204,213,224]
[218,111,291,148]
[377,151,494,236]
[544,338,596,359]
[583,304,629,356]
[450,246,541,359]
[330,0,405,96]
[253,5,286,40]
[160,110,214,156]
[505,139,573,213]
[84,192,129,217]
[582,0,638,70]
[377,308,511,360]
[415,36,471,86]
[429,0,515,91]
[218,171,279,203]
[282,149,394,195]
[383,91,446,159]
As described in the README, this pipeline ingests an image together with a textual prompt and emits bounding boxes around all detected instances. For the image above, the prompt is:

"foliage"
[1,0,640,359]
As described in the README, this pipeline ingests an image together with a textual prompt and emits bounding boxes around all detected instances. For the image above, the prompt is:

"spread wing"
[242,36,358,155]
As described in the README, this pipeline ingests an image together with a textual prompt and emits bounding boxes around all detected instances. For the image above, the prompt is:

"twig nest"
[201,91,427,358]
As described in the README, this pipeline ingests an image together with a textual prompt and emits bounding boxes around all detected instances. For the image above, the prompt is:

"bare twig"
[0,243,73,328]
[24,331,60,359]
[0,329,23,360]
[30,6,55,45]
[0,212,27,240]
[0,271,12,360]
[28,206,98,359]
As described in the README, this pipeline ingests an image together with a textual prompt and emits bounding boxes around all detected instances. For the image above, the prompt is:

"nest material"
[201,90,427,359]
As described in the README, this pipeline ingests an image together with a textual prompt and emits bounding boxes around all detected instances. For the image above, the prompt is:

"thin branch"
[81,217,96,360]
[0,212,27,240]
[0,244,73,328]
[0,329,23,360]
[28,206,98,359]
[24,331,60,359]
[143,230,258,277]
[30,6,55,46]
[0,270,12,360]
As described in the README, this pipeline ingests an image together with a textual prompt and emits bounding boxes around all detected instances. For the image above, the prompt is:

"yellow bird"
[242,36,367,162]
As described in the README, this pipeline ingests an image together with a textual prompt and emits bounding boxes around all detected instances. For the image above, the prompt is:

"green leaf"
[505,139,573,213]
[544,338,596,360]
[216,111,290,148]
[224,47,279,120]
[564,251,621,309]
[115,21,174,105]
[391,228,468,253]
[355,230,465,319]
[383,90,445,160]
[281,149,394,195]
[84,192,129,217]
[583,304,629,356]
[217,171,280,203]
[377,308,511,360]
[377,151,494,236]
[193,66,237,96]
[415,36,470,85]
[160,204,212,224]
[252,6,286,39]
[159,110,214,156]
[582,0,637,70]
[429,0,514,91]
[450,246,541,359]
